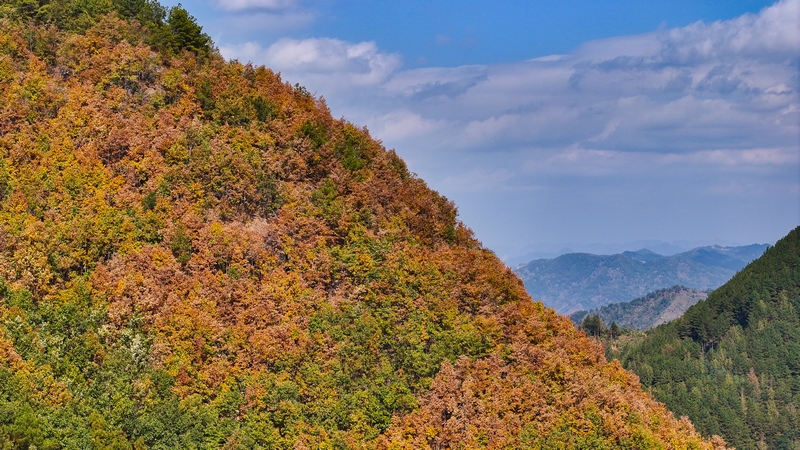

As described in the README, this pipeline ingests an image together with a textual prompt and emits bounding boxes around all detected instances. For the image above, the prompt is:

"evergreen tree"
[610,321,619,339]
[581,314,606,337]
[164,3,210,55]
[620,227,800,449]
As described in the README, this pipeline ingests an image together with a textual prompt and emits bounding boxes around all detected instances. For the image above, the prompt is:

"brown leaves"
[0,12,728,448]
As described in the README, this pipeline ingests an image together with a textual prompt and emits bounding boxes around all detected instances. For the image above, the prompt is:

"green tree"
[165,4,210,55]
[610,321,619,340]
[582,315,606,337]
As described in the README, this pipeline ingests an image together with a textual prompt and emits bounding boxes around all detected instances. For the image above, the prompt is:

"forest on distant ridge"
[572,286,709,331]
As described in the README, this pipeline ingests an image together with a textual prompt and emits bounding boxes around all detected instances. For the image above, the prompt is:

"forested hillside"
[572,286,709,330]
[0,0,726,447]
[620,227,800,449]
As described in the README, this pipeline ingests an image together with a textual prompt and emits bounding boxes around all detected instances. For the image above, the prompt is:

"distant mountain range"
[570,285,709,330]
[500,239,750,266]
[513,244,768,314]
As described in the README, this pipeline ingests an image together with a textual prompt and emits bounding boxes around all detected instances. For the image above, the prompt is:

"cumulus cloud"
[266,38,399,75]
[219,0,798,160]
[366,110,448,143]
[417,0,797,158]
[661,0,800,61]
[221,38,402,88]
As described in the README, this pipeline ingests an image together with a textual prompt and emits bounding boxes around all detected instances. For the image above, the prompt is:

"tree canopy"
[620,227,800,449]
[0,0,728,447]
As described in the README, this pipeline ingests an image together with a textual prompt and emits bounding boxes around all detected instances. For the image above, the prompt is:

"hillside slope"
[0,1,724,448]
[514,244,766,314]
[620,227,800,449]
[572,286,709,330]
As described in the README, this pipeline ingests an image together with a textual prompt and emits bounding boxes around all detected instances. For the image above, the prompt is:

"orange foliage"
[0,10,728,448]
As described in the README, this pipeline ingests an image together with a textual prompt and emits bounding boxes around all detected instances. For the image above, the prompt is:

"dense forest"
[620,227,800,450]
[0,0,728,447]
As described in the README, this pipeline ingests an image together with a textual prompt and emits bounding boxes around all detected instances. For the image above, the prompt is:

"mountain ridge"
[513,244,767,313]
[571,285,710,330]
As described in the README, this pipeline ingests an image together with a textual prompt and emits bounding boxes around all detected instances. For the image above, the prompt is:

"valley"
[617,227,800,449]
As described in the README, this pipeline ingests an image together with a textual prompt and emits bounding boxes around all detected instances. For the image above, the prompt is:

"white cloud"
[219,41,263,61]
[220,38,402,88]
[663,0,800,60]
[213,0,299,12]
[384,65,488,100]
[522,146,799,177]
[367,110,448,143]
[267,38,399,75]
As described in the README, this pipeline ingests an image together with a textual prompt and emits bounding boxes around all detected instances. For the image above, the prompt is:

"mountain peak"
[621,248,664,261]
[515,244,767,313]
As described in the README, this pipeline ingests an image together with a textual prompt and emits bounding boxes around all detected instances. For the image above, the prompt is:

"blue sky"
[165,0,799,260]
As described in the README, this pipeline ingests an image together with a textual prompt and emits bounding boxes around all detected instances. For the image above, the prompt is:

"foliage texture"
[0,2,726,448]
[621,227,800,449]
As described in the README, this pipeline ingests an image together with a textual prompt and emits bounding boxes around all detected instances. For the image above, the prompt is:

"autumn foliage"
[0,2,727,448]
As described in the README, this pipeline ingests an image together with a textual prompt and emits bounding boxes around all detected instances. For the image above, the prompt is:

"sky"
[163,0,800,261]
